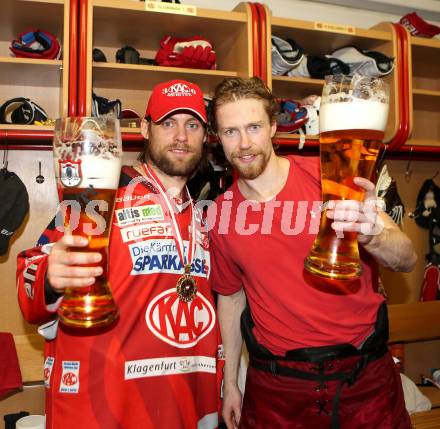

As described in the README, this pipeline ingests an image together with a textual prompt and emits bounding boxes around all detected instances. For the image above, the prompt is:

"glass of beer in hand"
[304,74,389,281]
[53,117,122,328]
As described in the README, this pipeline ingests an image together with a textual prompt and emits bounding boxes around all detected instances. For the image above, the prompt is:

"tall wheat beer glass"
[53,117,122,328]
[304,75,389,281]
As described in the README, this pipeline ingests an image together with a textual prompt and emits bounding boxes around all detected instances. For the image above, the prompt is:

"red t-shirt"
[210,155,384,355]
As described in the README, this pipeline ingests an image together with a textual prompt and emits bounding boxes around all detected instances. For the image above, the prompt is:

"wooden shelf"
[271,16,391,56]
[272,76,324,86]
[418,386,440,408]
[92,62,238,92]
[275,133,319,141]
[413,89,440,97]
[272,76,324,100]
[409,36,440,148]
[0,57,62,67]
[121,126,140,134]
[85,2,252,116]
[267,20,398,144]
[413,89,440,112]
[93,0,246,22]
[406,139,439,147]
[1,0,65,44]
[0,124,53,131]
[91,2,249,73]
[0,0,69,126]
[25,0,64,5]
[0,57,63,86]
[410,36,440,49]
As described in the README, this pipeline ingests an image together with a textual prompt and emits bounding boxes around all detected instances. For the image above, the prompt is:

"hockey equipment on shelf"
[154,35,216,70]
[400,12,440,38]
[93,48,107,62]
[286,55,310,78]
[120,109,141,128]
[287,55,350,79]
[300,95,320,135]
[275,99,308,133]
[329,46,394,77]
[409,176,440,302]
[10,29,61,60]
[91,93,121,119]
[0,98,48,125]
[375,163,405,225]
[271,36,304,75]
[115,45,154,65]
[409,178,440,229]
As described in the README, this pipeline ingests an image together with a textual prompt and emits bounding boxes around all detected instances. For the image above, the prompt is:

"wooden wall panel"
[380,159,440,384]
[380,159,439,304]
[0,385,45,420]
[0,150,59,335]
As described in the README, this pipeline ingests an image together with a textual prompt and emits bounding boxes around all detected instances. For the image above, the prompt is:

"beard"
[146,142,202,178]
[229,150,270,180]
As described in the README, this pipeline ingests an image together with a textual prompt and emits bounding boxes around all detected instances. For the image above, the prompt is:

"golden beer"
[304,75,389,282]
[53,117,122,328]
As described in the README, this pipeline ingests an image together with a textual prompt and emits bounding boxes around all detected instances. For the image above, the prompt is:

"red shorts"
[240,351,410,429]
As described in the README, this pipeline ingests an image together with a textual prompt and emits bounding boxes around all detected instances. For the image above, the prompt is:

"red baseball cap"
[145,79,207,123]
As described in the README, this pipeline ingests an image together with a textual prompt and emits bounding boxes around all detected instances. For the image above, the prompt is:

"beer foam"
[55,155,122,189]
[320,100,389,133]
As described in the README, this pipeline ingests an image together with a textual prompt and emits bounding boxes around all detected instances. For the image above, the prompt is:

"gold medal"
[176,264,197,303]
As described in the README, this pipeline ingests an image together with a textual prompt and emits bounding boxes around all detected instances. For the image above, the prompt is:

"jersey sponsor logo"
[115,204,164,227]
[195,228,209,251]
[146,288,215,348]
[115,193,153,203]
[129,239,210,277]
[23,261,40,299]
[124,355,216,380]
[43,356,55,388]
[121,222,172,243]
[59,361,80,393]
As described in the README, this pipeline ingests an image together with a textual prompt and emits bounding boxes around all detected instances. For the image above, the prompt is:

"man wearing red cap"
[17,80,223,429]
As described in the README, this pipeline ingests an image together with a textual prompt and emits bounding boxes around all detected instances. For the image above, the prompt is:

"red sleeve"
[209,227,243,296]
[16,219,63,324]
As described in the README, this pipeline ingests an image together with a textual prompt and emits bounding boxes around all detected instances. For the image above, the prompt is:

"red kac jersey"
[17,166,223,429]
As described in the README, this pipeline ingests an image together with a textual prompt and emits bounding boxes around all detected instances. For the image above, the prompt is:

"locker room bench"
[388,301,440,428]
[13,333,44,383]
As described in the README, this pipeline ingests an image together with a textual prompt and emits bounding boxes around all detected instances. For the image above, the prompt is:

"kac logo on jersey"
[59,361,80,393]
[43,356,55,388]
[146,288,215,349]
[59,159,82,187]
[62,372,78,386]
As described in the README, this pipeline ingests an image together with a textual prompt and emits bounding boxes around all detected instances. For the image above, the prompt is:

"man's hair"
[210,77,278,133]
[138,120,151,163]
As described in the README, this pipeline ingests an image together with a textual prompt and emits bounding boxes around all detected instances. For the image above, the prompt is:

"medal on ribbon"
[142,163,198,302]
[176,263,198,303]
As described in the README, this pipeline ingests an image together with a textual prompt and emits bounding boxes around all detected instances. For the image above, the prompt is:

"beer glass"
[53,117,122,328]
[304,74,389,281]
